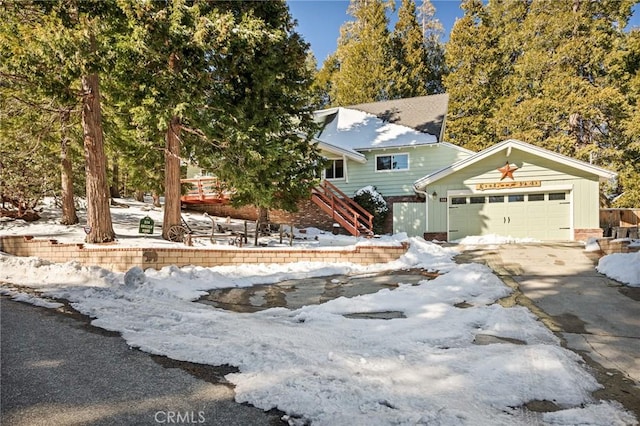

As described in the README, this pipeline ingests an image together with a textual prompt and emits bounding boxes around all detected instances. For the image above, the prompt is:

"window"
[451,197,467,205]
[488,196,504,203]
[549,192,566,200]
[376,153,408,171]
[528,194,545,202]
[470,196,486,204]
[508,194,525,202]
[324,159,344,179]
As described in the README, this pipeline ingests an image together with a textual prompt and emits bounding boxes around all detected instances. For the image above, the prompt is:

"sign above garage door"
[476,180,541,191]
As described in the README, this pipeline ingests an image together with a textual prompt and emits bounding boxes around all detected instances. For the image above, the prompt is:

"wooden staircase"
[311,180,374,237]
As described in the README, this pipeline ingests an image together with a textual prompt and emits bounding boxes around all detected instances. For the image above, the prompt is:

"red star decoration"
[498,162,518,181]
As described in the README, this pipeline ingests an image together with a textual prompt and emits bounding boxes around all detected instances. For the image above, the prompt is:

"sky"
[287,0,640,66]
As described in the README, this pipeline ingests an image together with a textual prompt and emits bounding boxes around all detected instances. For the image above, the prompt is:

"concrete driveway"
[457,242,640,418]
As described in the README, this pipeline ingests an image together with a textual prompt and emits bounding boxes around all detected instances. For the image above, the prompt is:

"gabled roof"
[347,94,449,141]
[414,139,617,190]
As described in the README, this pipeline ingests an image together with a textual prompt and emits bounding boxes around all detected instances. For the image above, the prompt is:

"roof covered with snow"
[314,107,438,152]
[348,93,448,140]
[313,95,448,153]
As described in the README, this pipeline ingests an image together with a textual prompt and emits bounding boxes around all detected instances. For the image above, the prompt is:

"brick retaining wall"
[0,235,409,273]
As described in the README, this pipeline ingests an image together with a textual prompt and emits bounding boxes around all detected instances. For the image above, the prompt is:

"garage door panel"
[449,203,485,241]
[448,192,572,241]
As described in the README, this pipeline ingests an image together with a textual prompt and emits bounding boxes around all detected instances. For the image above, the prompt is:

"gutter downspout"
[413,184,429,235]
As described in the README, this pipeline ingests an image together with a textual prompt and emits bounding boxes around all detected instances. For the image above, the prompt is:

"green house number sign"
[138,216,155,234]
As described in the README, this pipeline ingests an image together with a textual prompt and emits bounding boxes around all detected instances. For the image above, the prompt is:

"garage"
[448,191,571,241]
[413,140,617,242]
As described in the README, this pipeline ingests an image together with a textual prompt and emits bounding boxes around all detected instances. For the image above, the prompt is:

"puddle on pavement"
[197,269,436,314]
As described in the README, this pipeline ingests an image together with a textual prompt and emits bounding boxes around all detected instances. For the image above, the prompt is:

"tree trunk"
[110,156,120,199]
[134,190,145,202]
[152,191,162,208]
[82,73,115,243]
[162,116,182,240]
[60,110,78,225]
[258,207,269,234]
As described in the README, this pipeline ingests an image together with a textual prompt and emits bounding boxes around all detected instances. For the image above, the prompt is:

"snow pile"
[584,237,601,252]
[0,286,63,309]
[455,234,541,246]
[597,252,640,286]
[1,238,635,425]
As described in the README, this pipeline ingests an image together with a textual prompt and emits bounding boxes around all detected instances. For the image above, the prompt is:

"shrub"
[353,186,388,234]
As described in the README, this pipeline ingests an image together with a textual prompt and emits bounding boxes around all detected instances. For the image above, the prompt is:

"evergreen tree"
[444,0,638,204]
[0,2,82,224]
[115,0,324,234]
[113,0,224,240]
[418,0,446,94]
[389,0,444,98]
[615,28,640,206]
[311,53,339,109]
[389,0,429,98]
[331,0,392,105]
[444,0,503,151]
[194,1,325,215]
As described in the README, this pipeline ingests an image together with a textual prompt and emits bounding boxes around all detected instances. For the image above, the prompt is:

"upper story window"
[375,153,409,172]
[324,159,344,179]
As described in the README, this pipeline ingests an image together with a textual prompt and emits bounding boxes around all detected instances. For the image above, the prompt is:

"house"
[309,94,472,236]
[185,94,616,241]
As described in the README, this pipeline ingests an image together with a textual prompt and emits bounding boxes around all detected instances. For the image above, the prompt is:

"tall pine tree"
[388,0,444,98]
[194,1,325,216]
[444,0,504,151]
[331,0,392,105]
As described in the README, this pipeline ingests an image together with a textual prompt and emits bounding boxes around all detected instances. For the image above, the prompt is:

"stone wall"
[597,237,640,255]
[0,235,409,273]
[574,228,604,241]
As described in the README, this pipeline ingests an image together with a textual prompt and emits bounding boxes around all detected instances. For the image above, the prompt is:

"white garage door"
[448,192,571,241]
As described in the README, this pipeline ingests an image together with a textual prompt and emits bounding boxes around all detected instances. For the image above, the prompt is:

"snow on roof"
[315,107,438,152]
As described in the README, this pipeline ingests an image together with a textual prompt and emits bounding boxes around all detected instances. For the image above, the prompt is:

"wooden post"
[279,225,283,244]
[244,221,248,244]
[254,220,259,246]
[290,223,294,246]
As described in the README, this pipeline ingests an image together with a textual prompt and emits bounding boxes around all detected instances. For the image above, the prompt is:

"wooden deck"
[181,177,231,205]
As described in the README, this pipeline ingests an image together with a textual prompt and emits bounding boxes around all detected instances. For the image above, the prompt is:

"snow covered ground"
[0,199,638,425]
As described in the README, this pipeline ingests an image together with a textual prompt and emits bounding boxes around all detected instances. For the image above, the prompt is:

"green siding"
[393,202,426,237]
[426,150,602,233]
[327,145,470,197]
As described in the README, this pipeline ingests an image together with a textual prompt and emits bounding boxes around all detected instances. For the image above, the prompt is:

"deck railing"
[180,177,231,204]
[311,180,374,237]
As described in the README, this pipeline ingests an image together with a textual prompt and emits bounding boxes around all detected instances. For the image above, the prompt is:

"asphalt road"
[0,297,285,426]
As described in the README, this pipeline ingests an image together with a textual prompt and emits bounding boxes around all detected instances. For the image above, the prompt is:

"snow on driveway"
[0,237,636,425]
